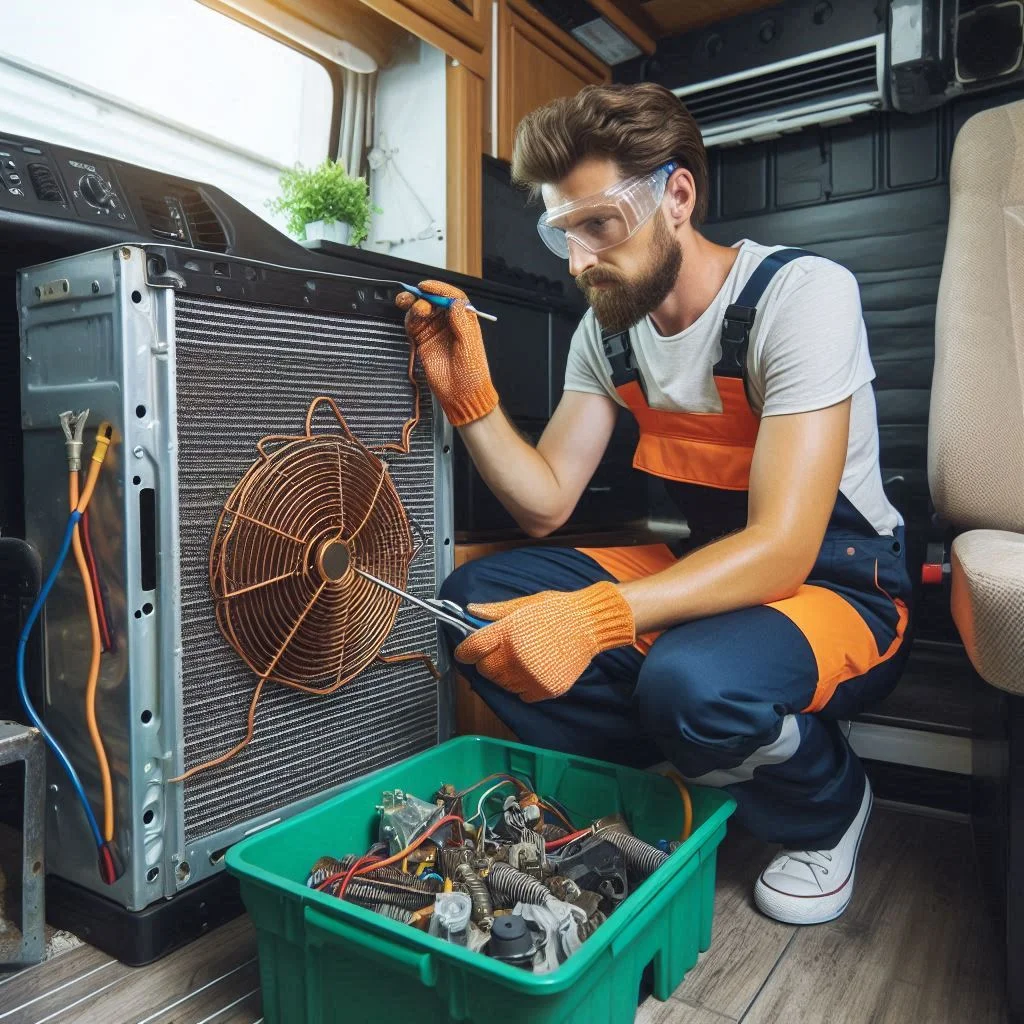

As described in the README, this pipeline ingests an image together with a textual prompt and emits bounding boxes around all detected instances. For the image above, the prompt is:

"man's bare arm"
[618,397,852,631]
[458,390,619,537]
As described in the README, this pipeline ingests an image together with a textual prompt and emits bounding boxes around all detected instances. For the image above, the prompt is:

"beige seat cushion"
[951,530,1024,695]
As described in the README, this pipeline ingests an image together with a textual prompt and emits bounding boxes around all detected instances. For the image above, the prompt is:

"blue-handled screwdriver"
[400,282,498,322]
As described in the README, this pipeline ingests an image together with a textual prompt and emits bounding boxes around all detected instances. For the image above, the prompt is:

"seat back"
[928,100,1024,533]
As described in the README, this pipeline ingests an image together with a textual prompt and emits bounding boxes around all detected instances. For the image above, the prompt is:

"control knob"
[80,172,114,208]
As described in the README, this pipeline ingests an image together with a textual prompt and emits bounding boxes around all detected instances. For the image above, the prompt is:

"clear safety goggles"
[537,161,677,260]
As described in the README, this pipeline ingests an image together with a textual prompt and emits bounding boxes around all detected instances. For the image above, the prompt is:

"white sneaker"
[753,777,872,925]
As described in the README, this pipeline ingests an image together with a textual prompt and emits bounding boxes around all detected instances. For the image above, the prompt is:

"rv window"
[0,0,334,227]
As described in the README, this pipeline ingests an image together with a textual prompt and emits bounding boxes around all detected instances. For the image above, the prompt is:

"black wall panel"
[701,87,1024,640]
[481,156,585,309]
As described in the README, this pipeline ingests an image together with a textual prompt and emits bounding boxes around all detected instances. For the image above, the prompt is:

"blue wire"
[16,510,103,849]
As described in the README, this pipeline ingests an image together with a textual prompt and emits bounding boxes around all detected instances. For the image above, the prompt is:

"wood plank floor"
[0,806,1007,1023]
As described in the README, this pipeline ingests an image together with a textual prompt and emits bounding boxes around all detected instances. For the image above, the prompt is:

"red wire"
[80,509,113,652]
[337,853,380,901]
[545,828,591,850]
[318,814,464,900]
[100,845,115,884]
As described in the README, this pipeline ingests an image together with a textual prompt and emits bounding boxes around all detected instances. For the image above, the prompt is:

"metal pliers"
[355,568,489,637]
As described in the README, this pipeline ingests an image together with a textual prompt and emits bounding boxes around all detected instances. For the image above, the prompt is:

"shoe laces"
[785,849,832,874]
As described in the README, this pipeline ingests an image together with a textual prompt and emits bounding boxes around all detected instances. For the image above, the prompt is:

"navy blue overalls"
[441,249,912,848]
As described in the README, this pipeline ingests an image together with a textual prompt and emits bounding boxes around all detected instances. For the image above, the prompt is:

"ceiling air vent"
[675,36,886,147]
[180,188,228,253]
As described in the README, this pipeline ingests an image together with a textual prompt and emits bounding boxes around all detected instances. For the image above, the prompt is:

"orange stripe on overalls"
[576,248,908,712]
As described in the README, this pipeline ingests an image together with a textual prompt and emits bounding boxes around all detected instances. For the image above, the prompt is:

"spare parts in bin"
[306,770,692,974]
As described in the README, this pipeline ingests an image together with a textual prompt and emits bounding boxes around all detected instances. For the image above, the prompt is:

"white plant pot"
[305,219,351,244]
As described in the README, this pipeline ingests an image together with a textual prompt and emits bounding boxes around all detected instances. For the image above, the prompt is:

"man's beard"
[576,216,682,334]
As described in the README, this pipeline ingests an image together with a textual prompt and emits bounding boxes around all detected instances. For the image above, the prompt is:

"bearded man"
[397,82,911,926]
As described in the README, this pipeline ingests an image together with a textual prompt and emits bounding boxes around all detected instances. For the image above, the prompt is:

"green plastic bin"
[226,735,736,1024]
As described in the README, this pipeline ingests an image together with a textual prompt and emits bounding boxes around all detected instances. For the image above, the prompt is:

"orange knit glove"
[453,582,636,703]
[396,280,499,427]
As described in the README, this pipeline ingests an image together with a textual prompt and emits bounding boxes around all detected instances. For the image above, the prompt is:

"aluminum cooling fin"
[172,386,438,783]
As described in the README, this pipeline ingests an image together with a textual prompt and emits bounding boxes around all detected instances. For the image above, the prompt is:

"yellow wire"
[656,766,693,843]
[70,423,115,843]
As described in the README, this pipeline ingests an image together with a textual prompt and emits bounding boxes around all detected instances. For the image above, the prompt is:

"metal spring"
[343,878,434,911]
[375,903,415,923]
[308,857,442,893]
[487,862,552,908]
[439,845,473,878]
[578,909,606,941]
[601,830,668,880]
[454,863,494,930]
[307,857,348,888]
[363,866,443,892]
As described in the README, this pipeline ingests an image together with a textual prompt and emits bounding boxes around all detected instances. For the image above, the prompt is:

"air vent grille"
[180,189,228,253]
[682,42,880,128]
[27,163,64,203]
[139,194,188,242]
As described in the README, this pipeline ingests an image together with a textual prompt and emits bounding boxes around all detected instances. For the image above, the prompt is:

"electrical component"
[485,914,543,969]
[549,837,629,914]
[453,862,494,931]
[307,768,693,973]
[429,891,472,945]
[378,790,444,856]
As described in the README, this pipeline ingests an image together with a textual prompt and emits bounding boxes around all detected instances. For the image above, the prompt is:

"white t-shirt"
[563,239,900,536]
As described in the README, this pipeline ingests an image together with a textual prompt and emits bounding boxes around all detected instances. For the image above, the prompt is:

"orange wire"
[354,815,463,876]
[657,767,693,842]
[539,800,575,831]
[70,461,114,843]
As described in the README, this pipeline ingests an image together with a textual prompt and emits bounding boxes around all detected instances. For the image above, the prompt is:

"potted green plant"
[268,158,380,246]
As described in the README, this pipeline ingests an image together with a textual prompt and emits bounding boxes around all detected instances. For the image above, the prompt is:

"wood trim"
[206,0,407,70]
[400,0,488,49]
[586,0,658,56]
[446,61,485,276]
[505,0,611,81]
[497,0,610,161]
[357,0,491,78]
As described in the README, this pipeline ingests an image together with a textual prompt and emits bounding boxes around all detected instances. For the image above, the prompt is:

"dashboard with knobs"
[0,135,134,226]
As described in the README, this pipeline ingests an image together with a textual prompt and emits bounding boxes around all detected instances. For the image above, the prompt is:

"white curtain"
[337,66,376,177]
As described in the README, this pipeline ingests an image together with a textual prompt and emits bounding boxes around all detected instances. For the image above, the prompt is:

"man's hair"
[511,82,709,225]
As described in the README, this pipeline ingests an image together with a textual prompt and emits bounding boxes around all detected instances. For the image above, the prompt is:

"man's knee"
[438,559,483,608]
[633,634,775,749]
[634,639,715,735]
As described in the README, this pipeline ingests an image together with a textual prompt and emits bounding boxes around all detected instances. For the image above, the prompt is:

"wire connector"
[59,409,90,472]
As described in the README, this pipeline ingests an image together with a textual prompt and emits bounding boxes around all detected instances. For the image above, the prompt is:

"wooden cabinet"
[446,60,486,275]
[358,0,491,77]
[495,0,611,162]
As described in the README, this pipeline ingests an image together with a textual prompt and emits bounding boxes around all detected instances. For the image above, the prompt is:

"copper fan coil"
[175,389,435,783]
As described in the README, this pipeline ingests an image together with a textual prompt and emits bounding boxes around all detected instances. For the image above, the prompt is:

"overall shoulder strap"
[601,328,647,399]
[717,247,820,380]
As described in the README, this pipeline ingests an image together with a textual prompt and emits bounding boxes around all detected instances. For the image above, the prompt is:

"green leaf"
[266,158,380,245]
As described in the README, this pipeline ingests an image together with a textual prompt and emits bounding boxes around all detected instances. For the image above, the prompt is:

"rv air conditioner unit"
[674,35,887,147]
[18,244,452,922]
